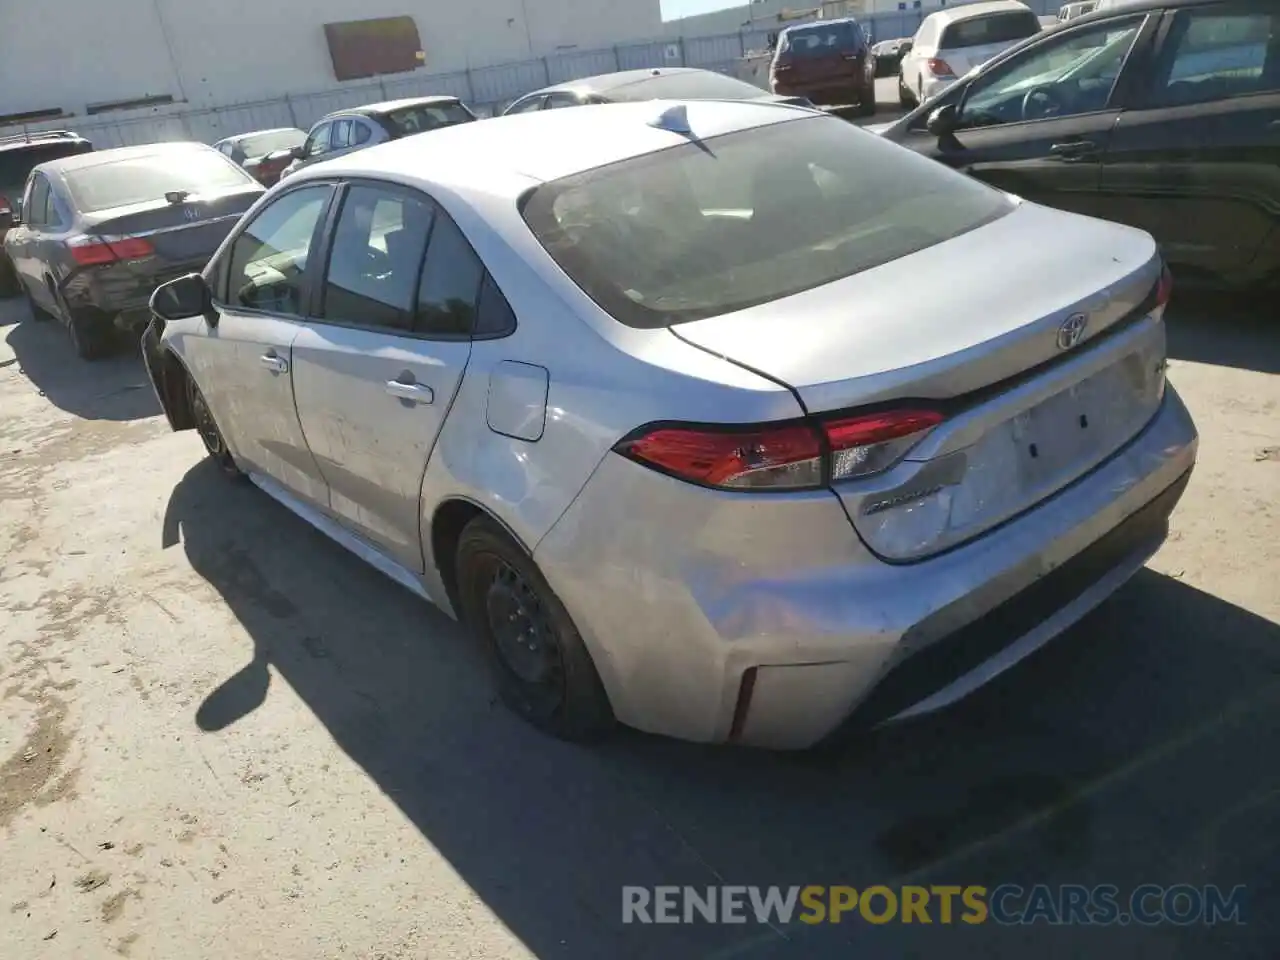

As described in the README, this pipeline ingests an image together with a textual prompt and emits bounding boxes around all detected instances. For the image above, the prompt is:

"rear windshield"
[64,150,254,213]
[381,101,476,137]
[778,21,865,57]
[940,12,1041,49]
[623,71,776,101]
[0,141,91,191]
[522,115,1011,328]
[239,130,305,158]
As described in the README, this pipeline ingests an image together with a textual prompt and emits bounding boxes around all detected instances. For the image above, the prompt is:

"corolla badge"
[1057,313,1089,351]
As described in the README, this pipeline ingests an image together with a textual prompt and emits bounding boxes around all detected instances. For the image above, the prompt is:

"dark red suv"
[769,18,876,116]
[0,131,93,296]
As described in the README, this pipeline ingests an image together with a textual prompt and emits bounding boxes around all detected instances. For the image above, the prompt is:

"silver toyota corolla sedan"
[143,99,1197,749]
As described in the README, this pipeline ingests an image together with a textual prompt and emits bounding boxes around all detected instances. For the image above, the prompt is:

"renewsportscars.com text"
[621,884,1247,927]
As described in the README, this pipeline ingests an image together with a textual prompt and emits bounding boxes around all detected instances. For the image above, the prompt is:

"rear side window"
[415,213,484,336]
[778,21,865,58]
[940,12,1041,49]
[382,101,476,137]
[522,115,1010,329]
[64,150,253,212]
[0,141,91,193]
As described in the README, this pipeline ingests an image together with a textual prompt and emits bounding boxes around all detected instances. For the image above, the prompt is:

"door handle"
[1049,140,1097,159]
[259,353,289,374]
[385,379,434,404]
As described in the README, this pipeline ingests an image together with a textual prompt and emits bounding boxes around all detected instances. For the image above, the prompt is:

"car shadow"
[2,314,160,421]
[166,460,1280,958]
[1165,292,1279,376]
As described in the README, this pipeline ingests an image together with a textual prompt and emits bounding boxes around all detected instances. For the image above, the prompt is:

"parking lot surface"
[2,274,1278,957]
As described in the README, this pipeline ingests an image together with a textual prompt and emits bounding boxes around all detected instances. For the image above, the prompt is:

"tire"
[64,301,113,361]
[456,516,614,742]
[0,254,20,299]
[898,72,915,108]
[25,289,54,322]
[186,374,241,477]
[857,93,878,118]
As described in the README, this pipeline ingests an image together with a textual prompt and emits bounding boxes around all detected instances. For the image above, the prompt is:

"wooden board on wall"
[323,16,423,81]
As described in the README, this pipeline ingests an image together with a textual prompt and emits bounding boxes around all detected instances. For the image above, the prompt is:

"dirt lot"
[1,281,1277,960]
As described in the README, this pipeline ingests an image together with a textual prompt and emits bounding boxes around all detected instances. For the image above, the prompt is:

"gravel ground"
[1,266,1277,960]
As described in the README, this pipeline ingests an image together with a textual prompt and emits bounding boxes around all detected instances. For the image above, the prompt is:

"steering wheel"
[1021,84,1067,122]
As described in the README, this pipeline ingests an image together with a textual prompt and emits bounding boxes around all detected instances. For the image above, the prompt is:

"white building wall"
[0,0,663,118]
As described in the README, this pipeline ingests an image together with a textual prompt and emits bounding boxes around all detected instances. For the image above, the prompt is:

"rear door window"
[320,184,436,332]
[331,118,354,149]
[940,12,1042,49]
[1151,9,1278,105]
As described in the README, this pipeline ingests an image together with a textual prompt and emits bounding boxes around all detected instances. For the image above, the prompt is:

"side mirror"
[7,197,22,224]
[926,103,959,137]
[290,145,307,160]
[151,272,213,324]
[900,40,913,55]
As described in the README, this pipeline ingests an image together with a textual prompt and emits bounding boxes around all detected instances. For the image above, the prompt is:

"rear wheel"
[456,516,614,742]
[63,299,114,361]
[0,254,20,298]
[187,374,241,477]
[898,71,915,107]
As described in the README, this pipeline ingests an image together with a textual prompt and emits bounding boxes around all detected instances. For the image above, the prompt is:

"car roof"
[925,0,1034,24]
[780,17,861,33]
[217,127,302,146]
[38,141,217,174]
[0,131,91,154]
[324,96,461,121]
[516,67,716,101]
[298,99,808,195]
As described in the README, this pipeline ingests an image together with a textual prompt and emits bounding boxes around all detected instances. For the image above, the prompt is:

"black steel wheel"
[186,374,240,477]
[457,516,613,741]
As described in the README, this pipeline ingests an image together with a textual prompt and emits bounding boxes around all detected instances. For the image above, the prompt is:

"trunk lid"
[674,201,1169,560]
[81,186,261,264]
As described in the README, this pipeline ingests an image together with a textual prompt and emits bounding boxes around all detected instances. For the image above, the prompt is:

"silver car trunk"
[674,202,1168,560]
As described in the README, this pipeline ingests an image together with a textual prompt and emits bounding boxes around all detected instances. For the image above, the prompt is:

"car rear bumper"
[921,74,957,101]
[772,77,873,106]
[63,260,208,330]
[535,386,1198,749]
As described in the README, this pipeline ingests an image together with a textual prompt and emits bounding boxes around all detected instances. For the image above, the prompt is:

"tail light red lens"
[68,235,154,266]
[0,194,11,216]
[1155,263,1173,310]
[615,409,944,492]
[616,423,823,490]
[926,58,955,76]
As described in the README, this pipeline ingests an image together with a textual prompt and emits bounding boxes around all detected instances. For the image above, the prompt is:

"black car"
[0,131,94,297]
[876,0,1280,289]
[3,141,264,359]
[502,67,813,115]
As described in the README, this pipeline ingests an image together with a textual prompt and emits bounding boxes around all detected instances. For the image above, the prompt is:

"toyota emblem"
[1057,313,1088,351]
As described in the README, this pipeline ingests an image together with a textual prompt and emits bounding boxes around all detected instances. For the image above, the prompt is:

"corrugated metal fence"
[11,0,1061,148]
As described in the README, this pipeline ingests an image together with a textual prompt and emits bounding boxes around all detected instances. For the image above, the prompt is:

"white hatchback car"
[144,100,1196,749]
[899,0,1042,107]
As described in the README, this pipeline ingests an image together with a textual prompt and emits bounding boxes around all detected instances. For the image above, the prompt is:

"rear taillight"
[1155,263,1173,310]
[67,235,154,266]
[615,409,944,492]
[825,410,945,481]
[0,194,11,216]
[926,58,955,76]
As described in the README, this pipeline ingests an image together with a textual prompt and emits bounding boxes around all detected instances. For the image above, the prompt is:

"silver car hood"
[672,201,1162,413]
